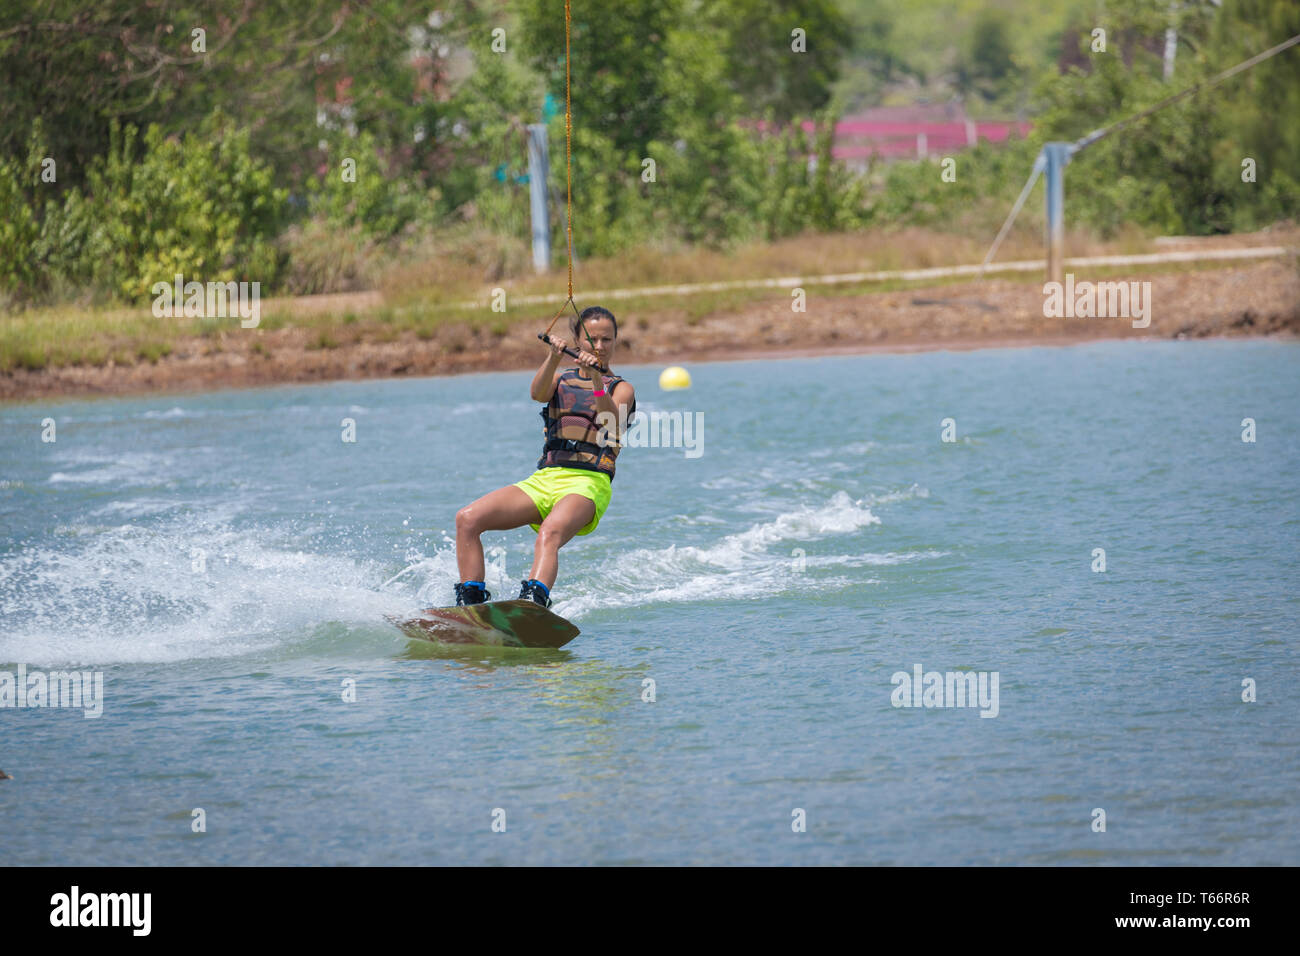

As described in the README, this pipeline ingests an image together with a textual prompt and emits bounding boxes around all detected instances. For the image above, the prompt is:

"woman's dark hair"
[572,305,617,341]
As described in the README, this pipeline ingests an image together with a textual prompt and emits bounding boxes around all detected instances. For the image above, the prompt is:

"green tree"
[517,0,680,159]
[1203,0,1300,227]
[957,9,1019,101]
[1031,0,1300,235]
[700,0,853,125]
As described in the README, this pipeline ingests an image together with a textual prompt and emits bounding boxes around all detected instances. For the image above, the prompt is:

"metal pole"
[1043,142,1072,285]
[526,123,551,274]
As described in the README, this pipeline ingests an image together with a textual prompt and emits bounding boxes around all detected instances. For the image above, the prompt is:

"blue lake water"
[1,339,1297,864]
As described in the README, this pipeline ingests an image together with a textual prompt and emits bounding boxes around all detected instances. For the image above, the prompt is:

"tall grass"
[3,222,1290,373]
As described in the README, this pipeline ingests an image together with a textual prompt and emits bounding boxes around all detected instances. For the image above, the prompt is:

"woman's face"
[577,317,617,365]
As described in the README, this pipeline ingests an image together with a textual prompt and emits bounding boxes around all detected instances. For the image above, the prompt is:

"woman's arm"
[604,381,635,440]
[530,340,565,402]
[570,349,634,443]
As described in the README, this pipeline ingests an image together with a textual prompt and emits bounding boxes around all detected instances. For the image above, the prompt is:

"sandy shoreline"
[3,259,1297,404]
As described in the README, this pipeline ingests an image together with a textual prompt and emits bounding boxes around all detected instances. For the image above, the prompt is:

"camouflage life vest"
[537,367,636,481]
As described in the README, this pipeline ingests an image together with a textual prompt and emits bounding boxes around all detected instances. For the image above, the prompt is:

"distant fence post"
[526,123,550,274]
[1043,142,1073,285]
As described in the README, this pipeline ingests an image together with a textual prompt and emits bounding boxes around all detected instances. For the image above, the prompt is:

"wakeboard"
[388,599,580,649]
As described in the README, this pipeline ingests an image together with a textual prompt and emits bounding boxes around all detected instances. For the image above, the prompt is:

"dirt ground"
[3,258,1297,402]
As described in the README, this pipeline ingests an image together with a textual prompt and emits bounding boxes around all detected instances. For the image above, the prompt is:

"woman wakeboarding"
[453,306,636,608]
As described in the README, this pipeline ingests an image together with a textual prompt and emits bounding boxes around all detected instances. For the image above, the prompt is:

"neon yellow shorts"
[513,467,612,536]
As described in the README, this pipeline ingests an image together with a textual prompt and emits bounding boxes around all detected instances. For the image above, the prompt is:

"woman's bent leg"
[528,494,596,591]
[456,485,543,582]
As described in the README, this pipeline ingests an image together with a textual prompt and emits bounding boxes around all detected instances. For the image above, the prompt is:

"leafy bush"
[17,112,286,303]
[306,130,438,239]
[561,126,664,259]
[754,115,871,240]
[0,130,45,301]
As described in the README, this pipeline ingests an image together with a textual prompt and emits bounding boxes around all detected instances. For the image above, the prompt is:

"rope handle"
[538,332,609,375]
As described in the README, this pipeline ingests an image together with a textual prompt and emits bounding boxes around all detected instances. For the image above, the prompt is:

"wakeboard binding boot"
[454,580,491,606]
[518,578,552,609]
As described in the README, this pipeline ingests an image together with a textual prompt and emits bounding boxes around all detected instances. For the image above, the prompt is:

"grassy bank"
[3,224,1294,375]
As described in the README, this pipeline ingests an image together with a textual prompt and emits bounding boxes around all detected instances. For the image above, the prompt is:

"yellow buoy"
[659,366,692,390]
